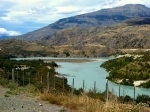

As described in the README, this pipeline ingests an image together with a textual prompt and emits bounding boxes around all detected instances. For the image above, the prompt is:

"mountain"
[15,4,150,41]
[0,39,48,57]
[46,18,150,48]
[2,18,150,57]
[0,35,11,40]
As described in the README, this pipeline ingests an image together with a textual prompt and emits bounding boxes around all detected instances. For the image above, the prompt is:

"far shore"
[44,58,93,63]
[12,57,111,63]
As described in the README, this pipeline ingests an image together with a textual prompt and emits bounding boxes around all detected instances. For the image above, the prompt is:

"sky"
[0,0,150,37]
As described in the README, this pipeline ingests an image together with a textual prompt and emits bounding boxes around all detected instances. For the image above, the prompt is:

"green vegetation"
[100,52,150,87]
[0,54,71,92]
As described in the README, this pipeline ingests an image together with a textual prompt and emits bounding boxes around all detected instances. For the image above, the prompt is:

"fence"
[9,69,150,100]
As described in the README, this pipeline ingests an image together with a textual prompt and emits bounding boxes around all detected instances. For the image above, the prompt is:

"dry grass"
[40,92,147,112]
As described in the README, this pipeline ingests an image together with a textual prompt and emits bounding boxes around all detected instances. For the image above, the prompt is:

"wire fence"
[10,68,150,100]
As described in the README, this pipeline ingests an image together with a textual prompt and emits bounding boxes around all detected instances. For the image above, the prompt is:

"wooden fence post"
[28,72,30,84]
[17,71,18,84]
[134,86,135,101]
[41,74,43,85]
[7,70,9,79]
[23,71,25,86]
[63,76,64,92]
[12,68,15,82]
[83,80,84,92]
[106,79,108,101]
[53,74,56,90]
[94,81,96,93]
[119,83,120,97]
[47,72,50,92]
[72,78,74,94]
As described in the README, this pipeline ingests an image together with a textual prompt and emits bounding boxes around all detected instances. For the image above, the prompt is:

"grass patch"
[0,78,9,87]
[40,92,62,105]
[40,92,146,112]
[4,91,13,97]
[7,82,18,91]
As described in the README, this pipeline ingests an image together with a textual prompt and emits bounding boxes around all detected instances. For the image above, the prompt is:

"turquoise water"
[55,58,150,98]
[108,81,150,98]
[56,58,109,92]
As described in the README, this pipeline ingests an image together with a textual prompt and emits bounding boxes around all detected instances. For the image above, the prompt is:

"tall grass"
[5,82,38,97]
[40,92,146,112]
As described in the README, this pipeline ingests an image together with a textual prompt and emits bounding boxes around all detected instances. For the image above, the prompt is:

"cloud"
[0,0,150,34]
[103,0,148,8]
[0,0,105,25]
[0,28,20,37]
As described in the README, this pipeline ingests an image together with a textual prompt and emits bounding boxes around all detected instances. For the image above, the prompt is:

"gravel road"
[0,86,71,112]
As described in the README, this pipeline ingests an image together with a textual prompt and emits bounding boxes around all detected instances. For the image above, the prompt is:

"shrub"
[24,84,37,93]
[136,95,150,104]
[7,82,18,91]
[0,78,9,87]
[40,92,62,105]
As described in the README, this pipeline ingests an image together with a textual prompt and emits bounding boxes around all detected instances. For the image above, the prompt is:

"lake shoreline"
[12,57,111,63]
[44,58,93,63]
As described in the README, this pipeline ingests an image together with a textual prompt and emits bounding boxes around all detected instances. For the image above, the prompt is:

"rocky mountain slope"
[1,18,150,57]
[46,18,150,48]
[15,4,150,41]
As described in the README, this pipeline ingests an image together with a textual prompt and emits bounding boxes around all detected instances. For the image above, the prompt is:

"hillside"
[46,18,150,48]
[1,18,150,57]
[15,4,150,41]
[100,52,150,88]
[0,39,48,57]
[43,18,150,57]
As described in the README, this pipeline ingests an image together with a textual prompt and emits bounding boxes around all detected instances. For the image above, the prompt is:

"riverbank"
[44,58,93,63]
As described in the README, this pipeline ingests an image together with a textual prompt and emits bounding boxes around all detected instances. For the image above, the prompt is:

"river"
[55,58,150,98]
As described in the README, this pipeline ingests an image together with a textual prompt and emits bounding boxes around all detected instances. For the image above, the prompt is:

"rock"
[39,103,43,106]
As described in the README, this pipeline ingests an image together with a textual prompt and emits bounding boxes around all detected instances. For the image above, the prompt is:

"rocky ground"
[0,86,71,112]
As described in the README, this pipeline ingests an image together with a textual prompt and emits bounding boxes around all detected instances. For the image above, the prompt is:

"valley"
[0,4,150,112]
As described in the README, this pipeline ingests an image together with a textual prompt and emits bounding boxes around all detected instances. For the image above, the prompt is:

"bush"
[136,95,150,104]
[118,95,133,103]
[73,88,83,95]
[49,61,58,67]
[87,90,105,101]
[24,84,37,93]
[0,78,9,87]
[7,82,18,91]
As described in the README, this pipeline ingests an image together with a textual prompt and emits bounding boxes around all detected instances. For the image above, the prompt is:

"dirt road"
[0,86,70,112]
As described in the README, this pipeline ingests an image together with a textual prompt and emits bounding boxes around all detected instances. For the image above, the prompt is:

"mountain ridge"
[46,18,150,48]
[14,4,150,41]
[1,18,150,57]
